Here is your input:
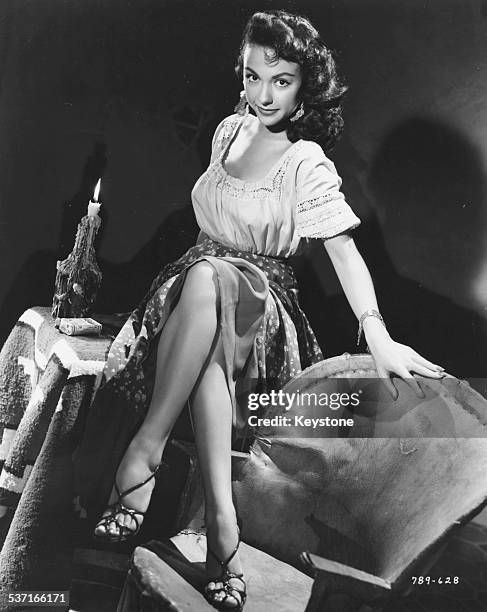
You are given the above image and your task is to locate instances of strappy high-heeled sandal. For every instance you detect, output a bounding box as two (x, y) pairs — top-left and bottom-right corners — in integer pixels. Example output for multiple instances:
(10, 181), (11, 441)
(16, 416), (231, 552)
(204, 529), (247, 611)
(93, 464), (160, 543)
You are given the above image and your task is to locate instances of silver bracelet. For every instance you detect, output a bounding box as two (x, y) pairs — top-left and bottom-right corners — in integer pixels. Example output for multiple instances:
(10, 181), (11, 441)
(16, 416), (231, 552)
(357, 309), (385, 346)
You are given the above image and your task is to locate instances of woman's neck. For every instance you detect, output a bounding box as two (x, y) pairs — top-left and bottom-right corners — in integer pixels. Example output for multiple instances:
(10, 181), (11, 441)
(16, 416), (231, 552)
(246, 114), (291, 143)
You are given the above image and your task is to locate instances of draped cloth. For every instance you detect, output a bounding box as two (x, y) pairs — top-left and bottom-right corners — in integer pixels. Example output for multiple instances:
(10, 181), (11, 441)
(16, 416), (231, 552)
(73, 236), (323, 519)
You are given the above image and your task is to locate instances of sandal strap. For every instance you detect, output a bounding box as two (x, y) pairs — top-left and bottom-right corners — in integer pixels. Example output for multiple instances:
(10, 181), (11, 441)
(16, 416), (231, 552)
(204, 523), (245, 609)
(208, 541), (240, 568)
(94, 505), (142, 543)
(207, 571), (245, 583)
(98, 503), (142, 528)
(94, 464), (162, 543)
(118, 503), (144, 522)
(205, 575), (247, 610)
(114, 463), (161, 501)
(222, 572), (244, 581)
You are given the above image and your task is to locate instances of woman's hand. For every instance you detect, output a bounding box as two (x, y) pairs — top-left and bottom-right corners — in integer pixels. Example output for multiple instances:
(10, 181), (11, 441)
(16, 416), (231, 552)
(365, 319), (445, 399)
(322, 235), (445, 398)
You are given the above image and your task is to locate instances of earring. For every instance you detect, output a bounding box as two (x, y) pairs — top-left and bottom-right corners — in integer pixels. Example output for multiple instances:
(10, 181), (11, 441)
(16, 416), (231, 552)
(235, 90), (249, 116)
(290, 102), (304, 122)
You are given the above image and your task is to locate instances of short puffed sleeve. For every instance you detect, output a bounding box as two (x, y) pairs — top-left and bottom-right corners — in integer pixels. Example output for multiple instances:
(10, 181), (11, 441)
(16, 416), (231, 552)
(295, 142), (360, 239)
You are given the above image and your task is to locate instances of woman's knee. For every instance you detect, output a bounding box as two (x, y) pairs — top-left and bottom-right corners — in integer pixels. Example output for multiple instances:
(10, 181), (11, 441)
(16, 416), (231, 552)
(178, 261), (219, 314)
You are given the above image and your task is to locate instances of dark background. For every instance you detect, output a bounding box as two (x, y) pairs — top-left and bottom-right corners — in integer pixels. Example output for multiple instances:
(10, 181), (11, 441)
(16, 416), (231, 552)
(0, 0), (486, 376)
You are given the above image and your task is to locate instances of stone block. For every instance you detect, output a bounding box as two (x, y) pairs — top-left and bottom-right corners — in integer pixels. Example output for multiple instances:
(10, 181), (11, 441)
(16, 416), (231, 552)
(117, 532), (312, 612)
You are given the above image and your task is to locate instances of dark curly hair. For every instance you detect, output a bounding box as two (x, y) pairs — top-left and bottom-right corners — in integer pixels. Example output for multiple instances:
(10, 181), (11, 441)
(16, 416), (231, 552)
(235, 10), (348, 151)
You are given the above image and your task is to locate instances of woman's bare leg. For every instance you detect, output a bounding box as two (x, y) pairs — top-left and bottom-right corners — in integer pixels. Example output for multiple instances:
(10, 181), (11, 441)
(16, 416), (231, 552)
(190, 333), (243, 606)
(96, 260), (222, 536)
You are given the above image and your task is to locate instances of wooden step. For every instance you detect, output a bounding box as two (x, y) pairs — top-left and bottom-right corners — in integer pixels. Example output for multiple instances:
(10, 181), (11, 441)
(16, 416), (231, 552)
(117, 531), (313, 612)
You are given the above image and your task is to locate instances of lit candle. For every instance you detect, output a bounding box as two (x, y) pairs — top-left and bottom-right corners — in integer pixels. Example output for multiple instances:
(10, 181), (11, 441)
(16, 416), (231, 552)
(87, 178), (102, 216)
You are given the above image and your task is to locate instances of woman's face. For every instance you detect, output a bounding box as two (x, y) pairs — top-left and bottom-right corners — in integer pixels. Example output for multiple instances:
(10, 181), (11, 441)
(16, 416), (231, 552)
(242, 44), (302, 128)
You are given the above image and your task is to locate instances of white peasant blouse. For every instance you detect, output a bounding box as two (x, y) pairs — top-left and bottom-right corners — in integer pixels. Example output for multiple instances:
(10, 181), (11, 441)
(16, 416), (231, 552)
(191, 113), (360, 257)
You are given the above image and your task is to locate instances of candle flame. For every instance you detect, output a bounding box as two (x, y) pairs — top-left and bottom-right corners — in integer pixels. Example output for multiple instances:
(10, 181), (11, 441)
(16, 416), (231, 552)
(93, 178), (101, 202)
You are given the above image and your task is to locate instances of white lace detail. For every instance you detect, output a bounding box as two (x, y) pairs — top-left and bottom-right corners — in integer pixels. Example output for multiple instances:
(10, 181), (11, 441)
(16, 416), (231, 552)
(296, 193), (361, 239)
(297, 192), (341, 212)
(204, 115), (304, 200)
(211, 115), (240, 160)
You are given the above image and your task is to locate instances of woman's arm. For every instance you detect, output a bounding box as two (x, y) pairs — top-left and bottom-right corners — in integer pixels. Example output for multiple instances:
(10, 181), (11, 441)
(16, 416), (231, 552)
(323, 233), (444, 398)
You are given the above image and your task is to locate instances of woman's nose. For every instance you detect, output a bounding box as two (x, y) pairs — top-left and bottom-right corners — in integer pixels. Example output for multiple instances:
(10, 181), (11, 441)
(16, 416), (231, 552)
(258, 83), (273, 105)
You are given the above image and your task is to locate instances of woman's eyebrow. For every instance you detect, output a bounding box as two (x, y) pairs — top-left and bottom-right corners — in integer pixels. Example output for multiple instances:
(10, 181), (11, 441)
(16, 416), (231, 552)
(244, 67), (297, 78)
(272, 71), (297, 78)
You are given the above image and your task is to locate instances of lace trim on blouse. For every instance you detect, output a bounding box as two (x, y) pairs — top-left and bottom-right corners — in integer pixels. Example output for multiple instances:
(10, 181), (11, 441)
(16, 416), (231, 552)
(204, 115), (304, 200)
(296, 192), (361, 239)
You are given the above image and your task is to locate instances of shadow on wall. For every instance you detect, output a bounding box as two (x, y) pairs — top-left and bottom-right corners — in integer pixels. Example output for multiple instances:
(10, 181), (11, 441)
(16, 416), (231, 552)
(368, 116), (486, 302)
(295, 116), (487, 378)
(365, 116), (487, 377)
(0, 115), (213, 344)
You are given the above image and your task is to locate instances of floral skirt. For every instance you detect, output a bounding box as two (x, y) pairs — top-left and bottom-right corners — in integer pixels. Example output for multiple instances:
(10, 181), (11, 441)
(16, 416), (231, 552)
(74, 236), (323, 517)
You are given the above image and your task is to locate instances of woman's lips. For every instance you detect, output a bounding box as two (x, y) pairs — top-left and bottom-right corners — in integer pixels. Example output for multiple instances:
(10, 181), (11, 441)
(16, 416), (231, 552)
(257, 107), (278, 115)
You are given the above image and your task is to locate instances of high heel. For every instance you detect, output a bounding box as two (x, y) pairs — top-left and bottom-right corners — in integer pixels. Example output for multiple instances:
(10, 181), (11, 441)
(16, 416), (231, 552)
(93, 463), (161, 543)
(204, 526), (247, 611)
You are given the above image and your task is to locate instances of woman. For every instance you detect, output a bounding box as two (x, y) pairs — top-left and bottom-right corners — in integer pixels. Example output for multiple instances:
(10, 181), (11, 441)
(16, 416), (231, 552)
(84, 10), (444, 611)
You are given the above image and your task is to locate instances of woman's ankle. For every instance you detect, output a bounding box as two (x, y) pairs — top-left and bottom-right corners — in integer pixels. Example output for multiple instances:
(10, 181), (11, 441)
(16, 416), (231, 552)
(123, 432), (166, 471)
(205, 508), (242, 577)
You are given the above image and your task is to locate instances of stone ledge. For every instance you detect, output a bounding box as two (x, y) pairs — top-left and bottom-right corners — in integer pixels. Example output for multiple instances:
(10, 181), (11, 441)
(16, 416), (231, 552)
(117, 532), (313, 612)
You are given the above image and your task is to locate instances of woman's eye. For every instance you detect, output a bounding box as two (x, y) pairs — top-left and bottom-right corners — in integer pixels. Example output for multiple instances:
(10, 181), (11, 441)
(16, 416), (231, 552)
(245, 74), (258, 82)
(276, 79), (290, 87)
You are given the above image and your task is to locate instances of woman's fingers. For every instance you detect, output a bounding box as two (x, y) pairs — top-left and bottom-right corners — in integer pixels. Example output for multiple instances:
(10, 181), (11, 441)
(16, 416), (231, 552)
(409, 350), (444, 372)
(383, 376), (398, 400)
(411, 360), (445, 377)
(377, 364), (424, 399)
(373, 342), (445, 401)
(410, 362), (445, 378)
(394, 366), (425, 399)
(376, 367), (398, 399)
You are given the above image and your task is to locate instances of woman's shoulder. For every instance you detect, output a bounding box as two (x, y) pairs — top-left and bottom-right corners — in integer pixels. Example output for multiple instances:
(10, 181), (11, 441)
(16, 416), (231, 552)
(211, 113), (243, 153)
(294, 139), (340, 176)
(297, 139), (331, 162)
(213, 113), (243, 139)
